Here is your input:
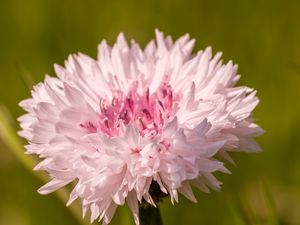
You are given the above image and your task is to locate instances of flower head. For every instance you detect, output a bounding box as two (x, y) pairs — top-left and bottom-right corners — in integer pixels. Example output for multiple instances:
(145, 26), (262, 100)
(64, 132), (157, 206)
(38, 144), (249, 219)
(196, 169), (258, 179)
(18, 30), (264, 225)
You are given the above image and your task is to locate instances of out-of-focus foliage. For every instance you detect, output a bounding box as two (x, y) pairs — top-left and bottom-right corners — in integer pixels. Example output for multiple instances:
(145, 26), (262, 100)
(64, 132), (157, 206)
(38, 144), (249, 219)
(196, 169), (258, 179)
(0, 0), (299, 224)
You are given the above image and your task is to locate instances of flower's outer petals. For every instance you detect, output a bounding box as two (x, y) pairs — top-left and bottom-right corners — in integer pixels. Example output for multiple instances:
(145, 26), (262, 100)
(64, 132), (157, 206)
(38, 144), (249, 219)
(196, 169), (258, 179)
(38, 178), (73, 195)
(149, 52), (168, 93)
(191, 178), (210, 193)
(19, 98), (35, 112)
(178, 182), (197, 203)
(239, 138), (262, 153)
(64, 83), (86, 107)
(196, 158), (225, 173)
(126, 190), (140, 225)
(155, 29), (168, 57)
(229, 121), (265, 137)
(102, 203), (118, 225)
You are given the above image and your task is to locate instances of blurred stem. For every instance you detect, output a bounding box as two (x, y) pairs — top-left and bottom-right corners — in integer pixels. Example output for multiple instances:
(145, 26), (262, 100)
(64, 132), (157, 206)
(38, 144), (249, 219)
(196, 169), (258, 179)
(139, 203), (163, 225)
(0, 106), (35, 172)
(227, 201), (247, 225)
(15, 61), (35, 90)
(261, 180), (280, 225)
(0, 105), (88, 225)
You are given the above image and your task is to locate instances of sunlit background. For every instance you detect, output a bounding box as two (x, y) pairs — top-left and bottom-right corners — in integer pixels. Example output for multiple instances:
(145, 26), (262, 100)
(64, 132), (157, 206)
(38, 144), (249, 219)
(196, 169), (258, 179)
(0, 0), (300, 224)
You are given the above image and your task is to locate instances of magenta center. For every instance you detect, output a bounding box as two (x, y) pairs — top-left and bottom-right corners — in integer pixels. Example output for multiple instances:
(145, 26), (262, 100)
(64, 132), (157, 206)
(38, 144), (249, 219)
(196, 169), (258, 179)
(80, 82), (180, 139)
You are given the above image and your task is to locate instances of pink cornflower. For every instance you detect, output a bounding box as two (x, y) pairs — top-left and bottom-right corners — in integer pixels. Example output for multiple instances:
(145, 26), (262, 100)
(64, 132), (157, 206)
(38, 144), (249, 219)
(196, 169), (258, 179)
(18, 30), (263, 225)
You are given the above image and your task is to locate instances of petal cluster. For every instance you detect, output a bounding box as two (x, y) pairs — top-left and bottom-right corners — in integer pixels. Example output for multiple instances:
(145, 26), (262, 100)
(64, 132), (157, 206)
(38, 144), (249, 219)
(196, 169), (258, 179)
(18, 30), (263, 224)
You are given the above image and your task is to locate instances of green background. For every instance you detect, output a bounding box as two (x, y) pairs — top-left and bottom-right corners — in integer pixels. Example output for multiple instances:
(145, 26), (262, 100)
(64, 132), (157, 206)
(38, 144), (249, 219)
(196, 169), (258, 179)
(0, 0), (300, 224)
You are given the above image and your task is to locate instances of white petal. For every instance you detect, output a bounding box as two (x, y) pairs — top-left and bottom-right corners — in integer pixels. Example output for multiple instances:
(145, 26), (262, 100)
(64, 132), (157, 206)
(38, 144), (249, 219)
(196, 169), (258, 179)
(38, 178), (73, 195)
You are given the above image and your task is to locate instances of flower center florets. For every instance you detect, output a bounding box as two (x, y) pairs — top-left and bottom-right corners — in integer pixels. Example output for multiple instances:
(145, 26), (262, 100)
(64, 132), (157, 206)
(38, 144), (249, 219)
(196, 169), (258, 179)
(81, 82), (180, 139)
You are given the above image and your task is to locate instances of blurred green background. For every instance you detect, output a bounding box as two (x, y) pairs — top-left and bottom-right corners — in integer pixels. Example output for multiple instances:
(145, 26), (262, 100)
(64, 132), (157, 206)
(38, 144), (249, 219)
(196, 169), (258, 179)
(0, 0), (300, 224)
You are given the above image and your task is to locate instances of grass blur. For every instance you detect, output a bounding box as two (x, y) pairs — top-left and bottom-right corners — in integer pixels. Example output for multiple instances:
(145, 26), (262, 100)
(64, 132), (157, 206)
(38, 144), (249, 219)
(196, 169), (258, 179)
(0, 0), (300, 224)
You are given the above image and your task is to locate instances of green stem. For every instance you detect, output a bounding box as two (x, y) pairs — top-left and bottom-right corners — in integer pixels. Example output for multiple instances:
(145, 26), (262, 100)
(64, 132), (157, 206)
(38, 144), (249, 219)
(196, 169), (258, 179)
(139, 203), (163, 225)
